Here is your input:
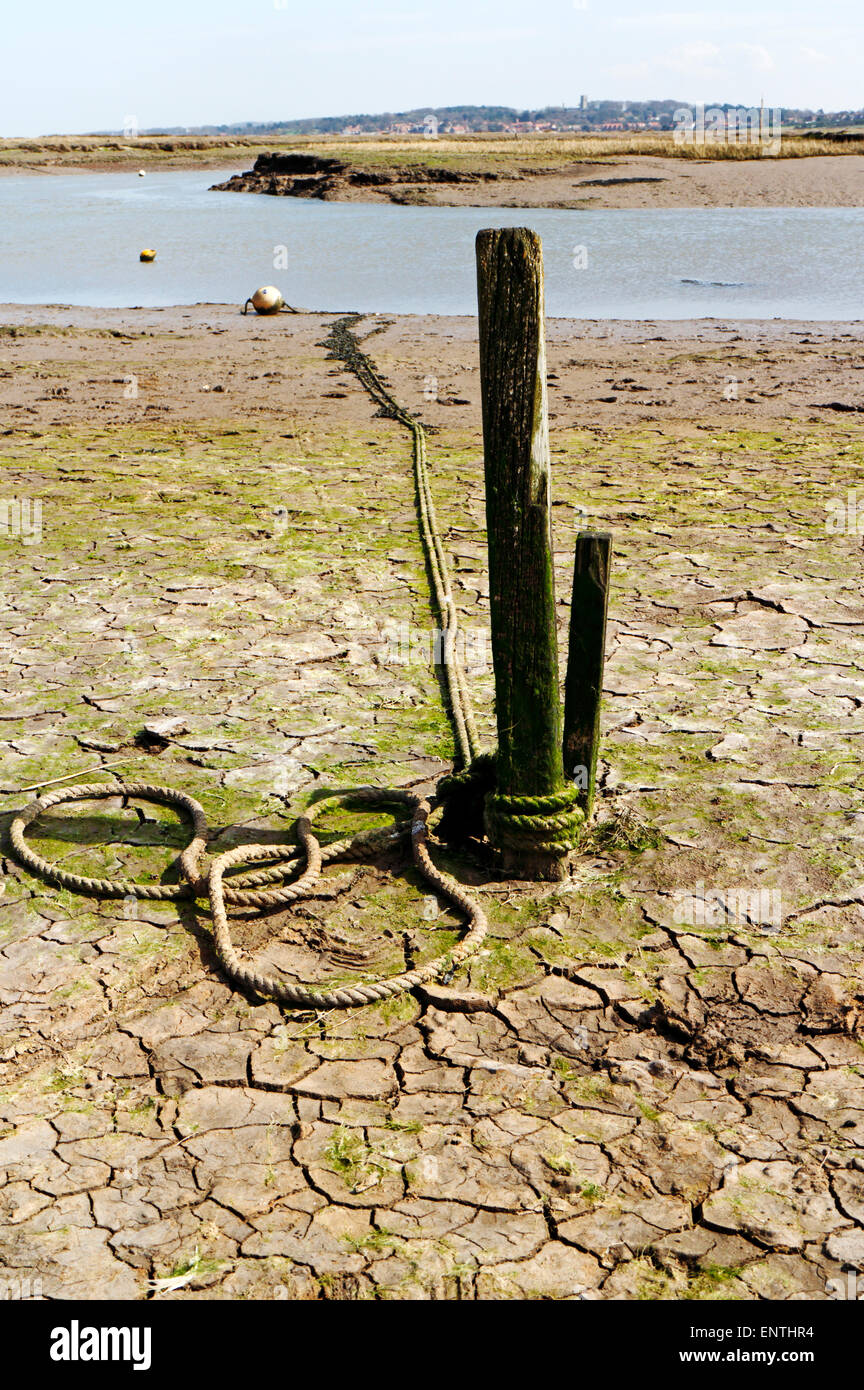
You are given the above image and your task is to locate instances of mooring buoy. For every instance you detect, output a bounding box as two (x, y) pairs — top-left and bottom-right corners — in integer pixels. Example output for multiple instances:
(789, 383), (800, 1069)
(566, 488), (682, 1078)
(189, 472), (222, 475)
(243, 285), (286, 315)
(139, 248), (156, 262)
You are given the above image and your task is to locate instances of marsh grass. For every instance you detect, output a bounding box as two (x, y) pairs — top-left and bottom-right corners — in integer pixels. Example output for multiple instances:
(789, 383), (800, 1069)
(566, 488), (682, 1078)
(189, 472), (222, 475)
(1, 130), (859, 171)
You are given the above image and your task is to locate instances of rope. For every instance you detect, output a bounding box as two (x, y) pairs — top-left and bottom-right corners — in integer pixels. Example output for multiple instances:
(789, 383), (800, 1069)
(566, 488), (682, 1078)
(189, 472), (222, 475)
(10, 317), (588, 1002)
(8, 780), (408, 903)
(484, 786), (585, 856)
(207, 789), (487, 1008)
(8, 318), (491, 1009)
(321, 317), (480, 769)
(10, 782), (487, 1009)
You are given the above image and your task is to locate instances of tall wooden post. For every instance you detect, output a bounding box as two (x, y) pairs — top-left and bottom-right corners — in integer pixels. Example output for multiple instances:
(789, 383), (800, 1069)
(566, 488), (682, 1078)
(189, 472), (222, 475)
(476, 227), (578, 880)
(563, 532), (611, 814)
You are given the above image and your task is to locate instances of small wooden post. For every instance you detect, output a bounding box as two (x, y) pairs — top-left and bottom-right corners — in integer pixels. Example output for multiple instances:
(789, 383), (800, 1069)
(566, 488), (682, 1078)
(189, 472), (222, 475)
(563, 532), (611, 813)
(476, 227), (570, 880)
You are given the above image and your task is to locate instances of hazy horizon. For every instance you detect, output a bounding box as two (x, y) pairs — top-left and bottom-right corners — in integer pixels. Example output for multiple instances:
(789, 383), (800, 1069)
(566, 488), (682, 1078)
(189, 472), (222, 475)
(34, 97), (861, 141)
(2, 0), (861, 139)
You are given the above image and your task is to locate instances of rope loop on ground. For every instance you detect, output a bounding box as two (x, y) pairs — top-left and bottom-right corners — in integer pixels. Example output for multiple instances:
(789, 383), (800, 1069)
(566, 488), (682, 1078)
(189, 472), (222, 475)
(10, 781), (488, 1009)
(10, 781), (208, 901)
(207, 787), (488, 1009)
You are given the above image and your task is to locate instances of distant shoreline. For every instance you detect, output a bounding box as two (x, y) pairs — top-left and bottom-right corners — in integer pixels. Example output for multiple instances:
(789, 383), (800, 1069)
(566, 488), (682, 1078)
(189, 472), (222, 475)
(208, 152), (864, 210)
(1, 133), (862, 208)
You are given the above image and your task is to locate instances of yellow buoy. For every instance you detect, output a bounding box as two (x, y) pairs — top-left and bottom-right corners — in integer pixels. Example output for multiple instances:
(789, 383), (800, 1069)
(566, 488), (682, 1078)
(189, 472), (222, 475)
(140, 249), (156, 262)
(243, 285), (285, 315)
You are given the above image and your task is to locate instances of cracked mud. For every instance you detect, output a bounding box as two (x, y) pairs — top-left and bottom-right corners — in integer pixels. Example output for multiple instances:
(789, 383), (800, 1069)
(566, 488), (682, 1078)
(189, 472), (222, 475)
(1, 307), (863, 1301)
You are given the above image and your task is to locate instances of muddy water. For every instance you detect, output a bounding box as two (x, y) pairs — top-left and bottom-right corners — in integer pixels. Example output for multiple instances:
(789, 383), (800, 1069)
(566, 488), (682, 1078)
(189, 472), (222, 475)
(1, 168), (862, 318)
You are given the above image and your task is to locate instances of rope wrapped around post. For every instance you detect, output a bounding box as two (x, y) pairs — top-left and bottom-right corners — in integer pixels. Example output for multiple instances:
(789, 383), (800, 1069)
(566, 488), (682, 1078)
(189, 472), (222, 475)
(483, 785), (585, 857)
(436, 752), (585, 859)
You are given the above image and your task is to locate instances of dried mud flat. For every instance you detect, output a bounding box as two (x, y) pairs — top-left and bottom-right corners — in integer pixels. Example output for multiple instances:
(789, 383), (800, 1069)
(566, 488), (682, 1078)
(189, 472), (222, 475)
(1, 305), (863, 1302)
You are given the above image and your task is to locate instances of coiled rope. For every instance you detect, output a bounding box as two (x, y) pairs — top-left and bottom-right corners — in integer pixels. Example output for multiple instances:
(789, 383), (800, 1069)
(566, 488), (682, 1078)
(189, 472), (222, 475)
(10, 782), (487, 1009)
(9, 317), (491, 1008)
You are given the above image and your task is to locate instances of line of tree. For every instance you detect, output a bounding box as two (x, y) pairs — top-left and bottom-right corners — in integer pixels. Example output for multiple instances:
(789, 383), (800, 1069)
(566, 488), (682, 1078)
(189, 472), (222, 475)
(126, 102), (864, 138)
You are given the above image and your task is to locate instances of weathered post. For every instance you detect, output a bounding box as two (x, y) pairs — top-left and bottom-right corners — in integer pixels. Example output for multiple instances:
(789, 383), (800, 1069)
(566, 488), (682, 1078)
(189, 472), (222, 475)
(475, 227), (582, 880)
(563, 532), (611, 813)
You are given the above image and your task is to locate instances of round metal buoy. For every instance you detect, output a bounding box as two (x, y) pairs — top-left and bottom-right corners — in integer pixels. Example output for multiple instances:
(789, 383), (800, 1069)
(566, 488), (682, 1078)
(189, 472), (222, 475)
(243, 285), (285, 315)
(139, 248), (156, 262)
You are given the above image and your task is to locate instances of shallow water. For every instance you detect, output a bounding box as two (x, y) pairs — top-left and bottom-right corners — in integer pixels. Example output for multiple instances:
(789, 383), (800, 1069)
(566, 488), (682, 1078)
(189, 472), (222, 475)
(1, 168), (862, 318)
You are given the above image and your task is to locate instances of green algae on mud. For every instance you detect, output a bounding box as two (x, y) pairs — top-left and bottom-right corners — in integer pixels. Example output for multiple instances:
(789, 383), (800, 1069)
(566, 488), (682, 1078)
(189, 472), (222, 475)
(1, 413), (863, 1003)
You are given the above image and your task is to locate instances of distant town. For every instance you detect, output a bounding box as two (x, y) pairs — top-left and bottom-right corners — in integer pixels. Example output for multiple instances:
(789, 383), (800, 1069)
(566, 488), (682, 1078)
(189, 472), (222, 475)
(129, 101), (864, 138)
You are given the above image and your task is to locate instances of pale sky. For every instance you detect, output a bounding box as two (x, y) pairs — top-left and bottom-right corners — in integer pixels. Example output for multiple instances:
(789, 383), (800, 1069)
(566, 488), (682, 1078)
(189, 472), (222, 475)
(2, 0), (860, 136)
